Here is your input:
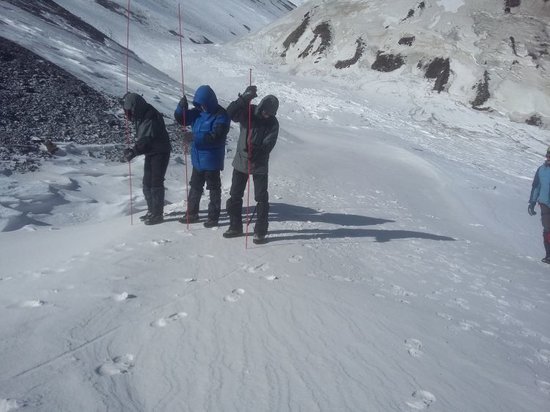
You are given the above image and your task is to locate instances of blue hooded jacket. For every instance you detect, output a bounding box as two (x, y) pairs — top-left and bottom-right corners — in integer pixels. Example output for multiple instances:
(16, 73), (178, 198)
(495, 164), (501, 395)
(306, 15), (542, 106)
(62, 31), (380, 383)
(530, 162), (550, 207)
(174, 85), (229, 171)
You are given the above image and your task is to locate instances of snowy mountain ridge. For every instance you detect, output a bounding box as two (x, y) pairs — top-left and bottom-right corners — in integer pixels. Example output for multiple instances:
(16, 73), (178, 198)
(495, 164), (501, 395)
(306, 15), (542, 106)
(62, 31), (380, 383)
(241, 0), (550, 127)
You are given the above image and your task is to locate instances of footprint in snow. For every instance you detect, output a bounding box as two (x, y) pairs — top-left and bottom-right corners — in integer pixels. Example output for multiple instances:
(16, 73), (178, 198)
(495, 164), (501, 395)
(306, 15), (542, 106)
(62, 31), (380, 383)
(536, 379), (550, 394)
(288, 255), (302, 263)
(151, 312), (188, 328)
(406, 390), (436, 410)
(436, 312), (453, 321)
(244, 263), (269, 273)
(405, 338), (423, 358)
(446, 297), (470, 310)
(96, 354), (135, 376)
(0, 398), (23, 411)
(112, 292), (137, 302)
(151, 239), (172, 246)
(264, 275), (279, 281)
(224, 288), (245, 303)
(536, 349), (550, 366)
(9, 300), (46, 309)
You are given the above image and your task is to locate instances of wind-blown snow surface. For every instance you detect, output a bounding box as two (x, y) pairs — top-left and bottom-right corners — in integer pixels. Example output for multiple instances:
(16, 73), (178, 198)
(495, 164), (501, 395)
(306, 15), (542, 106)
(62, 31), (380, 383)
(1, 1), (550, 411)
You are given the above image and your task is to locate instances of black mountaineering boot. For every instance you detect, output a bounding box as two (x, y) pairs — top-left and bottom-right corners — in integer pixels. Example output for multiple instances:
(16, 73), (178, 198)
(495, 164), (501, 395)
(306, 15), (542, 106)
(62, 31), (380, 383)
(223, 226), (243, 238)
(179, 187), (201, 224)
(145, 187), (165, 225)
(252, 232), (266, 244)
(141, 186), (153, 221)
(140, 211), (153, 221)
(203, 219), (219, 228)
(144, 214), (163, 225)
(543, 232), (550, 264)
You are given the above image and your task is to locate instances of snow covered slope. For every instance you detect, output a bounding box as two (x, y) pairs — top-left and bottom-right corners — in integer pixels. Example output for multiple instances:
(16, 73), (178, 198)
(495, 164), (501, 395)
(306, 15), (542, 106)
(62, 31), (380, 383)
(0, 1), (550, 411)
(243, 0), (550, 127)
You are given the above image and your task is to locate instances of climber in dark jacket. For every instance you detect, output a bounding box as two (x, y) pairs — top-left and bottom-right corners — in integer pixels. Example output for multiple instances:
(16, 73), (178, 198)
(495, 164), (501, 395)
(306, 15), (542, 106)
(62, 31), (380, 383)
(223, 85), (279, 244)
(174, 85), (230, 227)
(122, 92), (171, 225)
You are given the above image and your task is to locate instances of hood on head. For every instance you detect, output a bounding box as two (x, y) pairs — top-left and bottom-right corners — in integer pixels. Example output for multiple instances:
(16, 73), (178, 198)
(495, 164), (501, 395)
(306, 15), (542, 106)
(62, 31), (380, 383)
(122, 92), (147, 120)
(192, 85), (218, 113)
(255, 95), (279, 117)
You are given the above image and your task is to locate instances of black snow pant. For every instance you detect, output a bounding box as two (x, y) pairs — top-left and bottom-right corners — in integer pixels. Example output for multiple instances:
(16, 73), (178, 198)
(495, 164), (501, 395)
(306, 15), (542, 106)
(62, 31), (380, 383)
(541, 203), (550, 258)
(142, 152), (170, 217)
(226, 169), (269, 235)
(187, 167), (222, 221)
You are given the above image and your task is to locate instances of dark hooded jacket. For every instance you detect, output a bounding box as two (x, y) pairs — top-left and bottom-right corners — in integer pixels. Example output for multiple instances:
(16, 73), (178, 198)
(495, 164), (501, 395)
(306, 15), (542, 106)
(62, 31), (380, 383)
(123, 93), (171, 155)
(227, 95), (279, 175)
(174, 85), (230, 171)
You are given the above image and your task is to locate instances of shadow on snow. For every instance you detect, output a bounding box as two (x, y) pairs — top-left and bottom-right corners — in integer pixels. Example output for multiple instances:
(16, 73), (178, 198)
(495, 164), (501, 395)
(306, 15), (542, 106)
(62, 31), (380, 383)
(264, 202), (455, 243)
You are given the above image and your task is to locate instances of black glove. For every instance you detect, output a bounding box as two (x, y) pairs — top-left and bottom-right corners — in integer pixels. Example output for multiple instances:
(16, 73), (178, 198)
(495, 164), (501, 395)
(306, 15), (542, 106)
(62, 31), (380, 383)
(123, 148), (137, 162)
(528, 202), (537, 216)
(240, 85), (257, 102)
(178, 96), (188, 111)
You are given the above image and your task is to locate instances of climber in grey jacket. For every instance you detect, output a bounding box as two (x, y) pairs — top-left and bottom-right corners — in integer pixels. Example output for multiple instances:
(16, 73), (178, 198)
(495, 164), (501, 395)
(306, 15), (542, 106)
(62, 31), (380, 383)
(223, 86), (279, 244)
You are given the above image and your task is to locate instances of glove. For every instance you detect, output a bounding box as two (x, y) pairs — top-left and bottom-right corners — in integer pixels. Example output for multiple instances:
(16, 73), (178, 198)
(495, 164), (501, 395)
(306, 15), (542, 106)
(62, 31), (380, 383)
(240, 85), (257, 102)
(528, 202), (537, 216)
(123, 148), (137, 162)
(178, 96), (188, 110)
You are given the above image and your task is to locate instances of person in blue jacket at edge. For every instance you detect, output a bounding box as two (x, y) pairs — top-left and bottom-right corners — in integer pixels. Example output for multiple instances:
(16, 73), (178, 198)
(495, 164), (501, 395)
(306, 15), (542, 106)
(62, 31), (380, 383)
(528, 146), (550, 264)
(174, 85), (230, 227)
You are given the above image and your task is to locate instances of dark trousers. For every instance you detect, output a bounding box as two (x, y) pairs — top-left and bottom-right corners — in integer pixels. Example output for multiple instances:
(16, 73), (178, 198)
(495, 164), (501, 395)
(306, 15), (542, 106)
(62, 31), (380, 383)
(142, 153), (170, 216)
(226, 169), (269, 235)
(188, 168), (222, 221)
(541, 204), (550, 257)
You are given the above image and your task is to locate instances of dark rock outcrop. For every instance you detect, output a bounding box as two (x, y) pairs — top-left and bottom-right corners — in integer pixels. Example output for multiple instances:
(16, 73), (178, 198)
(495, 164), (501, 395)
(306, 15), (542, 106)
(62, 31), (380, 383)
(281, 12), (311, 57)
(298, 21), (332, 61)
(398, 36), (415, 46)
(471, 70), (491, 109)
(423, 57), (450, 92)
(371, 52), (405, 72)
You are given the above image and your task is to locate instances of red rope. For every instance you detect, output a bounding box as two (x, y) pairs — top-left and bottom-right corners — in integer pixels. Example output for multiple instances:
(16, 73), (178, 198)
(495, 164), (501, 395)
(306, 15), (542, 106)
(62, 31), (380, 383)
(125, 0), (134, 225)
(245, 68), (252, 248)
(178, 3), (190, 229)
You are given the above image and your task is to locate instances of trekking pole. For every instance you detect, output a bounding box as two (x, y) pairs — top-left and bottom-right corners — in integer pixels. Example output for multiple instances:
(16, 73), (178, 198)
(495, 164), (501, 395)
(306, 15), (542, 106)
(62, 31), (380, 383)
(178, 3), (190, 229)
(245, 68), (253, 249)
(125, 0), (134, 225)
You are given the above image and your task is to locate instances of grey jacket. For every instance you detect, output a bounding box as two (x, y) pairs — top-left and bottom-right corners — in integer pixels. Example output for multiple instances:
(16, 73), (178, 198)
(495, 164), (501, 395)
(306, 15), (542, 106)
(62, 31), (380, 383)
(227, 95), (279, 175)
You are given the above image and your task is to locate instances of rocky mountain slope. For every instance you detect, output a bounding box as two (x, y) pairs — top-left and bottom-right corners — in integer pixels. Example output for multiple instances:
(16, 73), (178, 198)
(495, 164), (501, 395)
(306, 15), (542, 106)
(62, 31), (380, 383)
(248, 0), (550, 127)
(0, 0), (298, 173)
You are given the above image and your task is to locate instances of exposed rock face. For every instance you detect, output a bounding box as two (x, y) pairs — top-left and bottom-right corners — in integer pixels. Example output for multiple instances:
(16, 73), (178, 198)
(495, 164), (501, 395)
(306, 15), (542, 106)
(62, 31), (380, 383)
(398, 36), (415, 46)
(422, 58), (450, 93)
(371, 52), (405, 72)
(471, 70), (491, 109)
(0, 38), (181, 174)
(298, 21), (332, 61)
(281, 12), (311, 57)
(263, 0), (549, 127)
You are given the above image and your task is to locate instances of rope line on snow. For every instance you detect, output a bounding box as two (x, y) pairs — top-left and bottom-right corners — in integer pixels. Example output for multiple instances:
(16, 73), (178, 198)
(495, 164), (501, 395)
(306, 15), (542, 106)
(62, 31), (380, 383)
(178, 3), (190, 229)
(125, 0), (134, 225)
(245, 68), (253, 249)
